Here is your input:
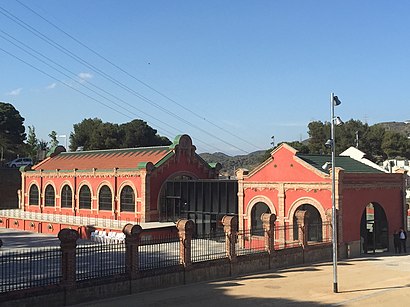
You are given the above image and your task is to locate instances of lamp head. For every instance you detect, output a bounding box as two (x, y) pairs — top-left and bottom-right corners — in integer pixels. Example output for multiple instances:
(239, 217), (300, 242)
(325, 139), (333, 148)
(334, 116), (344, 126)
(333, 95), (342, 106)
(322, 162), (331, 170)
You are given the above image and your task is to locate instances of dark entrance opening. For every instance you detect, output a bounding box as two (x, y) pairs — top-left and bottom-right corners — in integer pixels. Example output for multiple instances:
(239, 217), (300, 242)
(251, 202), (271, 235)
(159, 179), (238, 236)
(293, 204), (323, 242)
(360, 203), (389, 254)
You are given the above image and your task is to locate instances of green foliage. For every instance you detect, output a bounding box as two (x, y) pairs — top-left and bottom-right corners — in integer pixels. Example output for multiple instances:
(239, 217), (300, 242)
(69, 118), (171, 151)
(49, 130), (59, 148)
(0, 102), (26, 160)
(26, 126), (38, 160)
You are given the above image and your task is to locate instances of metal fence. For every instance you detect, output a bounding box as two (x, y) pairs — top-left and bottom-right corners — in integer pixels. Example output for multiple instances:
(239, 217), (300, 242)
(192, 232), (227, 262)
(0, 247), (61, 292)
(1, 221), (333, 294)
(76, 242), (126, 281)
(236, 229), (267, 256)
(139, 234), (180, 270)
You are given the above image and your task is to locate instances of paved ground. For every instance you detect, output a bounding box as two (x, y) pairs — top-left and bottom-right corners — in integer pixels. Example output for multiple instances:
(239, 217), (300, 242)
(0, 227), (91, 249)
(70, 253), (410, 307)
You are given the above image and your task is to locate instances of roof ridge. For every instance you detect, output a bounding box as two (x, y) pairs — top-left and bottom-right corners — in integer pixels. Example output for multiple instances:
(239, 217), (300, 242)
(60, 145), (171, 155)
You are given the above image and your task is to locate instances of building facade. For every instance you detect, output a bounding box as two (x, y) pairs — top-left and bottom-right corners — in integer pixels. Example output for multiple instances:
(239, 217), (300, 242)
(237, 144), (406, 257)
(19, 135), (221, 223)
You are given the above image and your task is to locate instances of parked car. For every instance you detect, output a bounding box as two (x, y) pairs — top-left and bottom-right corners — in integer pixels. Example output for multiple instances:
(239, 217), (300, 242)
(6, 157), (33, 168)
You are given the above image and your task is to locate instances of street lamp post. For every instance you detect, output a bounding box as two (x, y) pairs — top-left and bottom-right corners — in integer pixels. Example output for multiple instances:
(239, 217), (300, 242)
(58, 135), (67, 150)
(330, 93), (342, 293)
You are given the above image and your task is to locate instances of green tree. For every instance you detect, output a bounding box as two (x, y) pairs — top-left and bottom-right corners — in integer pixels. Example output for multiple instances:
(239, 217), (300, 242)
(49, 130), (59, 148)
(26, 126), (38, 160)
(0, 102), (26, 159)
(307, 121), (329, 154)
(119, 119), (171, 148)
(70, 118), (171, 151)
(382, 130), (410, 159)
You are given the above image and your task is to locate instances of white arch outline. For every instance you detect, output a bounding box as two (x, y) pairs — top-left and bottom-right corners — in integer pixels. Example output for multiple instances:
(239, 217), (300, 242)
(118, 181), (137, 213)
(59, 181), (74, 209)
(43, 181), (57, 207)
(96, 181), (114, 212)
(245, 195), (276, 231)
(77, 180), (93, 210)
(28, 181), (40, 206)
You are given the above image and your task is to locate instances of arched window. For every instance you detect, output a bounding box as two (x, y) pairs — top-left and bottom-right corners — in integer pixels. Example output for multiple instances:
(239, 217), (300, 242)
(99, 185), (112, 211)
(251, 202), (270, 235)
(29, 184), (39, 206)
(120, 185), (135, 212)
(61, 185), (72, 208)
(44, 185), (55, 207)
(79, 185), (91, 209)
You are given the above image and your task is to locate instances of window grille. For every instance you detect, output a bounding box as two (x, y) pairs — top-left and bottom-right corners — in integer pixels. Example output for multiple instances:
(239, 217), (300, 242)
(120, 185), (135, 212)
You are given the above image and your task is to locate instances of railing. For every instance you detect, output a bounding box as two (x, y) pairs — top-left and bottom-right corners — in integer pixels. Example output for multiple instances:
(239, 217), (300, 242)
(0, 209), (138, 230)
(76, 242), (126, 281)
(139, 234), (180, 270)
(0, 216), (333, 295)
(0, 247), (61, 292)
(236, 229), (266, 256)
(192, 232), (227, 262)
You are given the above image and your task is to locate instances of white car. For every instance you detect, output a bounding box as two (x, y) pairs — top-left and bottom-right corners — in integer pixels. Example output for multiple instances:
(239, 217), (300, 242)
(6, 157), (33, 168)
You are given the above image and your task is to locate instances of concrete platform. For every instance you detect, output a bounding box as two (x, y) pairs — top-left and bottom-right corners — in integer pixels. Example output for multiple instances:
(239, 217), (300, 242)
(71, 253), (410, 306)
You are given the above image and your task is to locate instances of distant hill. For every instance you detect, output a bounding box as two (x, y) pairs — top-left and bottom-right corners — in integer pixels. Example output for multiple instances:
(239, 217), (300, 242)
(378, 121), (410, 137)
(200, 150), (267, 177)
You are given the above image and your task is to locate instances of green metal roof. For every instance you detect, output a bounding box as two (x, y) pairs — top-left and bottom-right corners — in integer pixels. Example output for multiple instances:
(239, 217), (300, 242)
(297, 154), (384, 174)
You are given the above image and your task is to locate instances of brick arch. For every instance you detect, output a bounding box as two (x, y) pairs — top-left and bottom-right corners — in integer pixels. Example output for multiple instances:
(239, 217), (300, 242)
(59, 181), (74, 209)
(96, 181), (114, 211)
(77, 181), (93, 210)
(43, 181), (57, 207)
(287, 197), (326, 222)
(118, 181), (138, 199)
(118, 181), (138, 213)
(28, 181), (40, 206)
(246, 195), (276, 218)
(287, 197), (328, 242)
(245, 195), (276, 231)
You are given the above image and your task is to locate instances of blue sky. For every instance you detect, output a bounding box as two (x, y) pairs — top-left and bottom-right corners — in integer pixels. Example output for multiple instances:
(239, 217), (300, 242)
(1, 1), (409, 155)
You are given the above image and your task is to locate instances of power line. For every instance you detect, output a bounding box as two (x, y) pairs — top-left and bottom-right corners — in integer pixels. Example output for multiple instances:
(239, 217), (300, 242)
(0, 5), (252, 154)
(0, 45), (221, 153)
(14, 0), (262, 152)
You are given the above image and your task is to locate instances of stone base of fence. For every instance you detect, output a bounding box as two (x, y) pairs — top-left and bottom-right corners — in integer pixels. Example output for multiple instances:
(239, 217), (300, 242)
(0, 243), (333, 307)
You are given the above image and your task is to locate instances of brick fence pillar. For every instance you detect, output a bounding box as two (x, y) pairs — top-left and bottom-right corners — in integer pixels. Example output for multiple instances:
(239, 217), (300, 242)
(295, 210), (310, 248)
(123, 223), (142, 279)
(262, 213), (276, 254)
(58, 228), (79, 289)
(222, 215), (238, 262)
(176, 219), (194, 268)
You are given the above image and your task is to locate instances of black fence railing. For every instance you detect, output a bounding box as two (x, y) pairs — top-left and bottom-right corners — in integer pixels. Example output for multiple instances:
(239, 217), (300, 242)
(76, 242), (126, 281)
(236, 229), (267, 256)
(192, 232), (227, 262)
(139, 234), (180, 270)
(1, 222), (333, 294)
(0, 247), (61, 292)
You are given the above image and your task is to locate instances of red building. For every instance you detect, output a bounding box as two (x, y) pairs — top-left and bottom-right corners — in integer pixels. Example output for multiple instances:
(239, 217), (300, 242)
(237, 144), (406, 256)
(20, 135), (220, 223)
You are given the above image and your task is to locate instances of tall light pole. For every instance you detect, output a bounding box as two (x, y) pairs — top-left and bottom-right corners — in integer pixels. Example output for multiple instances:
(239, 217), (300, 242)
(58, 135), (67, 151)
(330, 93), (342, 293)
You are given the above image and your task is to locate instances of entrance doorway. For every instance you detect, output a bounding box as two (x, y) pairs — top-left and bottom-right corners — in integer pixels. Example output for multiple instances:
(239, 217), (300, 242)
(360, 203), (389, 253)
